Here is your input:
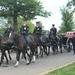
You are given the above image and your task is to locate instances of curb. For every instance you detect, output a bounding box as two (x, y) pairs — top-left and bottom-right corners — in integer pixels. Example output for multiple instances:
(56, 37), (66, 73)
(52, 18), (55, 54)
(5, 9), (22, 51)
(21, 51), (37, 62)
(38, 61), (75, 75)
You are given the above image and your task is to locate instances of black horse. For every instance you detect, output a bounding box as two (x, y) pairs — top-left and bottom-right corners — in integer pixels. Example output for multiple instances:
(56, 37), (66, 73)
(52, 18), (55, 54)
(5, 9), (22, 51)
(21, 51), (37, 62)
(56, 34), (63, 53)
(43, 31), (51, 55)
(34, 34), (49, 58)
(49, 31), (59, 55)
(41, 34), (50, 56)
(0, 35), (13, 66)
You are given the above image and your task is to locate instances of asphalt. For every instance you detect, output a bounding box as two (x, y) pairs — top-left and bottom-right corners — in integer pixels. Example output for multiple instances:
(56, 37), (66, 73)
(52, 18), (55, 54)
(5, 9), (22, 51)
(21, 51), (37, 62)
(0, 49), (75, 75)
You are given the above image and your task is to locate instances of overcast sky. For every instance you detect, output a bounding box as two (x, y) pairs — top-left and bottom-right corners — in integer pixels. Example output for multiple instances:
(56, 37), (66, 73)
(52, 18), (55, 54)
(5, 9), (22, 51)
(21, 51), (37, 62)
(32, 0), (69, 31)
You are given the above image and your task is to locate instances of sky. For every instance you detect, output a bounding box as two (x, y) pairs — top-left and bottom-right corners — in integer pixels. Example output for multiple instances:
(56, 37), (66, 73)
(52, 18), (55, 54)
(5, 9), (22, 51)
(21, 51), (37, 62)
(32, 0), (69, 31)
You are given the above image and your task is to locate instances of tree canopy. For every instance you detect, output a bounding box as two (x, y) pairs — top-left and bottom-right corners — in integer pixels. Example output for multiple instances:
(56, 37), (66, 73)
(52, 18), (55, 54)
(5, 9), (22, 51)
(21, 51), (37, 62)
(59, 6), (75, 33)
(0, 0), (51, 31)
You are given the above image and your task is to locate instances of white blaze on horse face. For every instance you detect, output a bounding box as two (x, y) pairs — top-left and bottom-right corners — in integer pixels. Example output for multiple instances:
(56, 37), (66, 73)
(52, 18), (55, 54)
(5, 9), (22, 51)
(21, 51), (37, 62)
(15, 61), (19, 67)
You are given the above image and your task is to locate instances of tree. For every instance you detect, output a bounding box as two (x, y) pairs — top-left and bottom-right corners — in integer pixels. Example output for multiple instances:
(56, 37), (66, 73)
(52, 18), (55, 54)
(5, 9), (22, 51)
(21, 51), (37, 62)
(0, 17), (7, 35)
(27, 21), (34, 33)
(67, 0), (75, 7)
(59, 6), (75, 33)
(0, 0), (51, 31)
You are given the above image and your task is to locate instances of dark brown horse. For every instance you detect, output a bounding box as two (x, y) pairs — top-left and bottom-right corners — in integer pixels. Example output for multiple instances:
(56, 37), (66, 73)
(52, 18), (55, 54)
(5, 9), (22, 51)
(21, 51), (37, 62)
(8, 32), (29, 67)
(8, 32), (39, 67)
(28, 34), (39, 61)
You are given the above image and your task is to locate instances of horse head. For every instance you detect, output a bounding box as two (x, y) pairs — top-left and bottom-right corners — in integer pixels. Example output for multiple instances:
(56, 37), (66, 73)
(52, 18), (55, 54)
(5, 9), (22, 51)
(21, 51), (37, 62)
(8, 31), (19, 44)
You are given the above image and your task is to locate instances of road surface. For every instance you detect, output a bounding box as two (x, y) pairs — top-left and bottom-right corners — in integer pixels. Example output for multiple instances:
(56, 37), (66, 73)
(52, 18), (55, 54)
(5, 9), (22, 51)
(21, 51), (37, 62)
(0, 49), (75, 75)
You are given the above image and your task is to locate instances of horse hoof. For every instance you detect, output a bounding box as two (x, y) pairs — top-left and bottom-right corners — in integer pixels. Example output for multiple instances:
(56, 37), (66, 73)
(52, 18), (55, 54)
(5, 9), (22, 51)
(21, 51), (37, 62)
(41, 55), (43, 58)
(10, 58), (12, 61)
(36, 57), (38, 59)
(32, 61), (35, 63)
(6, 61), (9, 65)
(0, 62), (2, 66)
(26, 63), (30, 65)
(14, 65), (18, 67)
(6, 62), (9, 65)
(60, 51), (62, 53)
(0, 64), (1, 67)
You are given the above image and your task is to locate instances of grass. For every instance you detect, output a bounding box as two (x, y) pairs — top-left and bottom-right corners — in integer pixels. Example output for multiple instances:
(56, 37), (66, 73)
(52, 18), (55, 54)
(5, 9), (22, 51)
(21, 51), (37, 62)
(45, 62), (75, 75)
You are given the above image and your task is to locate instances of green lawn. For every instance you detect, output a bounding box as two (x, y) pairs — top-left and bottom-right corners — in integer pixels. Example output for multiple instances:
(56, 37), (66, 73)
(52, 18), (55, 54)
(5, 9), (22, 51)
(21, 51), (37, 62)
(45, 62), (75, 75)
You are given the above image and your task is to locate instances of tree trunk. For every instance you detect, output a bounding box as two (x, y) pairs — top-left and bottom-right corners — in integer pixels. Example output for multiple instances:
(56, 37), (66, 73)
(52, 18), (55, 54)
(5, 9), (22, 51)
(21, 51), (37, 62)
(13, 10), (18, 32)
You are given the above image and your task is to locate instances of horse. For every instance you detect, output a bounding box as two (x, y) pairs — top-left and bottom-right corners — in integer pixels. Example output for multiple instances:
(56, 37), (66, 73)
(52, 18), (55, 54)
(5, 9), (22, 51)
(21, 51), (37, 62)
(43, 31), (51, 55)
(49, 31), (59, 55)
(56, 34), (63, 53)
(28, 34), (39, 60)
(33, 33), (49, 58)
(8, 31), (31, 67)
(0, 35), (13, 66)
(8, 31), (39, 67)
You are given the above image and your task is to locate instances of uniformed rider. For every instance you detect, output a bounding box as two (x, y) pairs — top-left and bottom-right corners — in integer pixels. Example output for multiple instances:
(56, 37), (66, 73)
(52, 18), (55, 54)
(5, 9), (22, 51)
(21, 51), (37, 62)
(50, 24), (57, 37)
(3, 21), (14, 37)
(20, 20), (29, 45)
(33, 21), (42, 43)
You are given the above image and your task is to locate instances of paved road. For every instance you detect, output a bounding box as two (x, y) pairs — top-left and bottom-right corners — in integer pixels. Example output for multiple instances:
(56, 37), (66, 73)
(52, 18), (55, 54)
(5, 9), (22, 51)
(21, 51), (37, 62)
(0, 49), (75, 75)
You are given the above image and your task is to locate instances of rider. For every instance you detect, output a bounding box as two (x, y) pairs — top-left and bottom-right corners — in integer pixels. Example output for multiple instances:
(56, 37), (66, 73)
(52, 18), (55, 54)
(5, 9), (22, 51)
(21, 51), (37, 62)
(3, 21), (14, 37)
(20, 19), (29, 48)
(33, 21), (42, 43)
(50, 24), (57, 37)
(72, 32), (75, 54)
(49, 24), (58, 45)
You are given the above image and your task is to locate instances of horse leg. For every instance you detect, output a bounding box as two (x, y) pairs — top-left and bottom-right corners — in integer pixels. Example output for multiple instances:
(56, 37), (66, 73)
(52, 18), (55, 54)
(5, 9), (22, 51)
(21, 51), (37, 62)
(0, 50), (9, 66)
(25, 49), (32, 65)
(56, 45), (59, 53)
(47, 44), (50, 55)
(52, 46), (55, 55)
(32, 49), (36, 63)
(59, 44), (62, 53)
(1, 50), (4, 62)
(40, 46), (43, 57)
(4, 51), (9, 65)
(15, 51), (20, 67)
(44, 45), (49, 56)
(35, 48), (38, 59)
(22, 51), (26, 60)
(25, 52), (31, 65)
(8, 50), (12, 60)
(21, 53), (24, 59)
(32, 55), (36, 63)
(0, 50), (4, 66)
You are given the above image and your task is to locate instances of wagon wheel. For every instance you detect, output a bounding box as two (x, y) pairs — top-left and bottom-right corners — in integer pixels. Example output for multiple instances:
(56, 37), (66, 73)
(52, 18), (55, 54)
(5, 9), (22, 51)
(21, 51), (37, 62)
(67, 44), (71, 52)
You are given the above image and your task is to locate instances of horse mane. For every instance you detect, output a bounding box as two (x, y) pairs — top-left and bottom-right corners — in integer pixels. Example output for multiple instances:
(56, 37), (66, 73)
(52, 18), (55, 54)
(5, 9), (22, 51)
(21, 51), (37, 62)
(14, 33), (21, 42)
(13, 32), (26, 43)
